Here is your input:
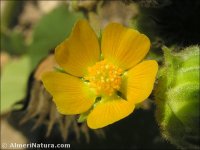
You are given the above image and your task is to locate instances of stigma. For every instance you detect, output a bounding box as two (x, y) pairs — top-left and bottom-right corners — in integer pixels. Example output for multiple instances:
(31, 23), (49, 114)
(85, 60), (123, 96)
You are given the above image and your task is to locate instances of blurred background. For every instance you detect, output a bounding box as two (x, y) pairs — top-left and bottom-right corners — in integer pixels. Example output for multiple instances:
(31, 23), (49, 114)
(1, 0), (199, 149)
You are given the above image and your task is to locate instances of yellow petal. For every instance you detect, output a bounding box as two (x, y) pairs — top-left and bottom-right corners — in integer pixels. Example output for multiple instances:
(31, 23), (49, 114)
(120, 60), (158, 104)
(55, 20), (100, 77)
(101, 23), (150, 70)
(42, 72), (96, 114)
(87, 97), (134, 129)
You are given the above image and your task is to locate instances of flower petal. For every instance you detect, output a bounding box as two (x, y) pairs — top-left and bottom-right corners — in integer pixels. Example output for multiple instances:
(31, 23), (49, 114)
(87, 97), (134, 129)
(55, 20), (100, 77)
(101, 23), (150, 70)
(120, 60), (158, 104)
(42, 72), (96, 114)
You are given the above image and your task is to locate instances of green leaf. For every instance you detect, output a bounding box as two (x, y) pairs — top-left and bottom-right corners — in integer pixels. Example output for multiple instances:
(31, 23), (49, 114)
(1, 56), (31, 113)
(28, 4), (83, 69)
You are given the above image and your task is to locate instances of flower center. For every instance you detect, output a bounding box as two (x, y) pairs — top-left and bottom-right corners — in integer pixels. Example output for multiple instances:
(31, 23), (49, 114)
(85, 60), (123, 96)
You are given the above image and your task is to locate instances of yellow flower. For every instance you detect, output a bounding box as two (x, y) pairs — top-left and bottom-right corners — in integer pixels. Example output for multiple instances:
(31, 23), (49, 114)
(42, 20), (158, 129)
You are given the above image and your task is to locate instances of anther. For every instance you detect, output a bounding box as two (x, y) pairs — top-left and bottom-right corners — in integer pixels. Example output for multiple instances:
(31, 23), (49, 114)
(85, 60), (122, 96)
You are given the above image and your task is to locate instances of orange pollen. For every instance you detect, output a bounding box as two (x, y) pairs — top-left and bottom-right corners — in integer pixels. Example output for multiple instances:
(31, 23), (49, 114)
(85, 60), (123, 96)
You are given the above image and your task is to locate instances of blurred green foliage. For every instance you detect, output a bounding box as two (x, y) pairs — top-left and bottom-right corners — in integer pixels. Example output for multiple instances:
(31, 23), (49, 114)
(1, 29), (26, 55)
(1, 0), (24, 28)
(1, 56), (30, 113)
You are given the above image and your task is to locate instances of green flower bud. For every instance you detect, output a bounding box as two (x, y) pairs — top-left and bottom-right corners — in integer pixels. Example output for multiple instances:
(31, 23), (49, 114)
(155, 46), (200, 149)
